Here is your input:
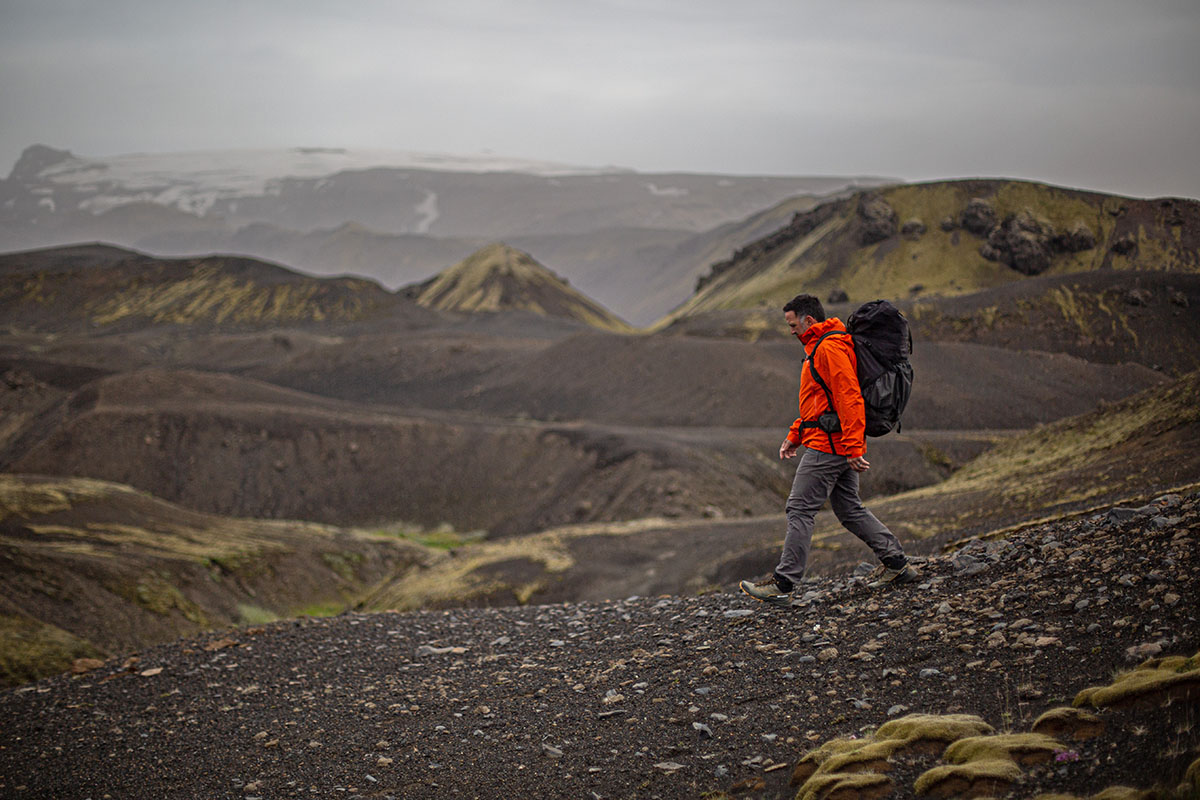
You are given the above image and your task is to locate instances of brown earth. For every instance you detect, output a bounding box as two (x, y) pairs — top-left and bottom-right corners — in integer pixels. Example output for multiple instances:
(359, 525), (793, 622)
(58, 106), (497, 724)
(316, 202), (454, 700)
(0, 492), (1195, 799)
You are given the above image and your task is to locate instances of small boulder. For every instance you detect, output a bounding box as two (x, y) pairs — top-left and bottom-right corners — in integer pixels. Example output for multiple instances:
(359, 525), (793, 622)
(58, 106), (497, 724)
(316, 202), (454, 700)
(960, 198), (997, 236)
(901, 218), (926, 239)
(1111, 233), (1138, 255)
(1051, 220), (1097, 253)
(857, 194), (897, 245)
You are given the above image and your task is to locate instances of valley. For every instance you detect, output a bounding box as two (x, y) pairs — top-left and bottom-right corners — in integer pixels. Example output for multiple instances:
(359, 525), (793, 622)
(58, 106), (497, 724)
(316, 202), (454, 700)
(1, 162), (1198, 797)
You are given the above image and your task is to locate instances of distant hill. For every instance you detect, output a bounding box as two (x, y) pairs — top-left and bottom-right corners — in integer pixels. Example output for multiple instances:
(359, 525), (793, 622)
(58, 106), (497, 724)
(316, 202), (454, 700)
(660, 270), (1200, 375)
(0, 243), (434, 333)
(0, 145), (883, 323)
(662, 178), (1200, 325)
(403, 243), (632, 332)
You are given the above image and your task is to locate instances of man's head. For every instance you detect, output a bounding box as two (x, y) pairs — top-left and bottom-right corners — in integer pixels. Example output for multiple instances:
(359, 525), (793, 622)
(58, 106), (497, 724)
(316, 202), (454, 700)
(783, 294), (825, 340)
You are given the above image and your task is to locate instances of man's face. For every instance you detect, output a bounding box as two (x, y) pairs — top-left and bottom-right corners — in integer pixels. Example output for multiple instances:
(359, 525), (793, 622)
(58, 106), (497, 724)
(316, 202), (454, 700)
(784, 310), (815, 340)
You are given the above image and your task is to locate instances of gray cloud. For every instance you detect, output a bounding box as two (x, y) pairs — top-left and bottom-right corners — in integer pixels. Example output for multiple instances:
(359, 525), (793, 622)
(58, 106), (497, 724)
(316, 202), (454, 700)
(1, 0), (1197, 198)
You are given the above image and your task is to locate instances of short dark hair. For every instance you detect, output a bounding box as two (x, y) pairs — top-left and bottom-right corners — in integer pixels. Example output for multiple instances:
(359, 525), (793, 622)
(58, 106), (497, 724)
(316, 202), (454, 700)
(783, 294), (825, 321)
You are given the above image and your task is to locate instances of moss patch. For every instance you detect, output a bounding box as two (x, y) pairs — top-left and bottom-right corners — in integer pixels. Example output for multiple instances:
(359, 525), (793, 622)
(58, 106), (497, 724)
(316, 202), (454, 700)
(944, 732), (1066, 766)
(913, 757), (1023, 798)
(796, 771), (892, 800)
(875, 713), (996, 753)
(1074, 651), (1200, 709)
(0, 614), (103, 687)
(1031, 707), (1107, 741)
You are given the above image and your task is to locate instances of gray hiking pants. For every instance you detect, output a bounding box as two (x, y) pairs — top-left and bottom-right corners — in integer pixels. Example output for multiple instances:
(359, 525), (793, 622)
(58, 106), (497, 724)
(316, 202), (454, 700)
(774, 447), (906, 590)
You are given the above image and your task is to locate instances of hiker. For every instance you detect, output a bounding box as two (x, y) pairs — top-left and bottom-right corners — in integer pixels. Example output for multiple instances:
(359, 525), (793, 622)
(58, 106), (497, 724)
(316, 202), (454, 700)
(740, 294), (919, 605)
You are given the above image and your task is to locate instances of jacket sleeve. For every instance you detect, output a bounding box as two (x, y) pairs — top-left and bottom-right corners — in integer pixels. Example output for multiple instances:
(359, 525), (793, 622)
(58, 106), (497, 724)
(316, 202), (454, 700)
(787, 418), (802, 444)
(816, 340), (866, 458)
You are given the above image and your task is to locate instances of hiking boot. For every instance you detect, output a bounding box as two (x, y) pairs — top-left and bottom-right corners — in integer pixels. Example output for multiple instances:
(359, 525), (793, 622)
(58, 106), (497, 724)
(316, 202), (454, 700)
(867, 563), (921, 589)
(739, 577), (791, 605)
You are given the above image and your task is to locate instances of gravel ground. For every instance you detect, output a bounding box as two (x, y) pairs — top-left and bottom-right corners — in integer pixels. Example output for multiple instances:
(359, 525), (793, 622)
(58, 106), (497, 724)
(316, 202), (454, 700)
(1, 494), (1197, 799)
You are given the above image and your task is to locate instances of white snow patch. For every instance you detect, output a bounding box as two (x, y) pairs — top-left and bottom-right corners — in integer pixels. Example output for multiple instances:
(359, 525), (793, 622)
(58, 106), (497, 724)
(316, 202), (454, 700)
(38, 197), (56, 212)
(643, 182), (688, 197)
(28, 147), (627, 218)
(413, 190), (439, 234)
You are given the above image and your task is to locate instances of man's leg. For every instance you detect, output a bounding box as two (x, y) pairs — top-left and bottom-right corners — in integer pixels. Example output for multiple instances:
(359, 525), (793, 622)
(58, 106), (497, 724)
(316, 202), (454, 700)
(829, 468), (907, 568)
(773, 448), (844, 590)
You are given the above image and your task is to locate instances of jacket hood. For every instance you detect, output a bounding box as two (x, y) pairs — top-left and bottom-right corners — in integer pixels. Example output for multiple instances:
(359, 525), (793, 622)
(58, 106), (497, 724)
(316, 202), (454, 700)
(800, 317), (846, 347)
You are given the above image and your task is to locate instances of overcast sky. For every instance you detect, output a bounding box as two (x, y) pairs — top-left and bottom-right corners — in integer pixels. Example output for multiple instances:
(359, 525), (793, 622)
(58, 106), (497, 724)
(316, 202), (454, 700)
(2, 0), (1198, 198)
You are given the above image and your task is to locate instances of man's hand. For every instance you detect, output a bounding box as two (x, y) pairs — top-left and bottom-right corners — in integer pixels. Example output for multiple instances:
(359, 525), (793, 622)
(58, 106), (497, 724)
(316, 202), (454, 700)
(780, 439), (800, 460)
(848, 455), (871, 472)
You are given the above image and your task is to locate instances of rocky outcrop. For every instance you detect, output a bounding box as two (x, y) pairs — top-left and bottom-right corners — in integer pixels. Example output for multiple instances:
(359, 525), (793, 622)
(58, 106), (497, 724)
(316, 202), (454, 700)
(1112, 233), (1138, 255)
(960, 198), (998, 236)
(901, 218), (926, 239)
(857, 194), (897, 245)
(980, 211), (1055, 275)
(970, 209), (1097, 276)
(1051, 220), (1097, 253)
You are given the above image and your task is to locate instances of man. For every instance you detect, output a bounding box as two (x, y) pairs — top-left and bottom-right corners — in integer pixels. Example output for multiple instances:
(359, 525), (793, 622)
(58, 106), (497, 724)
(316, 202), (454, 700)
(740, 294), (919, 605)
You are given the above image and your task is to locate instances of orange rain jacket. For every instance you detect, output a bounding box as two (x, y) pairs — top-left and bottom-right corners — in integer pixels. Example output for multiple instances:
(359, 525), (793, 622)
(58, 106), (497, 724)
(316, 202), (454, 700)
(786, 317), (867, 459)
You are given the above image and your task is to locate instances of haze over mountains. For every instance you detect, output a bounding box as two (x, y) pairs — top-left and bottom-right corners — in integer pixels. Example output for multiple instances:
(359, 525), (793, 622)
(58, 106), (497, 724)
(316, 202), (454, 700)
(0, 145), (882, 325)
(2, 143), (1200, 796)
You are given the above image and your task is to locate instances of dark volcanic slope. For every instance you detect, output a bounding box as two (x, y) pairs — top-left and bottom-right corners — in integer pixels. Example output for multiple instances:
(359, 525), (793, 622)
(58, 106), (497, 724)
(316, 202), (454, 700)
(438, 333), (1164, 431)
(2, 369), (797, 533)
(0, 243), (438, 334)
(902, 270), (1200, 374)
(1, 495), (1196, 799)
(661, 271), (1200, 375)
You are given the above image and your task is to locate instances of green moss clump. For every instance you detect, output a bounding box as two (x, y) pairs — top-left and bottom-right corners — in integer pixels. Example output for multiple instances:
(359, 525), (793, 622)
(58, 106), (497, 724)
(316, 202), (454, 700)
(1030, 706), (1106, 740)
(236, 604), (279, 625)
(914, 758), (1022, 797)
(875, 713), (995, 751)
(1181, 756), (1200, 794)
(797, 771), (892, 800)
(1074, 651), (1200, 708)
(1090, 788), (1153, 800)
(321, 550), (365, 581)
(791, 737), (873, 785)
(814, 739), (905, 775)
(943, 733), (1065, 766)
(111, 573), (209, 625)
(0, 614), (103, 687)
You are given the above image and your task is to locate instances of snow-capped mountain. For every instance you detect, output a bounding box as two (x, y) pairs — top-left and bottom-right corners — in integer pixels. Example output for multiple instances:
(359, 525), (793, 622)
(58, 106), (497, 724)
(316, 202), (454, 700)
(25, 146), (619, 217)
(0, 144), (883, 322)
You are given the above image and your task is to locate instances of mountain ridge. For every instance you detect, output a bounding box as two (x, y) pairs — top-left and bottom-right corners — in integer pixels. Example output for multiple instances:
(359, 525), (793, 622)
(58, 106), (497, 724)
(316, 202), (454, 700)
(404, 243), (632, 332)
(664, 178), (1200, 326)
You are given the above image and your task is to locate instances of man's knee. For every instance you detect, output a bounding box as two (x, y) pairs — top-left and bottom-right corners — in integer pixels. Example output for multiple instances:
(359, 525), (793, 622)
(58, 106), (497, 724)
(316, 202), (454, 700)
(831, 498), (868, 523)
(786, 494), (824, 517)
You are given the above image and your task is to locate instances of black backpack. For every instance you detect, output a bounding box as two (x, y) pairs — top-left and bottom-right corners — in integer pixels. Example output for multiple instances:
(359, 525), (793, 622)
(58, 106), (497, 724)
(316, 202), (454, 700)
(804, 299), (913, 440)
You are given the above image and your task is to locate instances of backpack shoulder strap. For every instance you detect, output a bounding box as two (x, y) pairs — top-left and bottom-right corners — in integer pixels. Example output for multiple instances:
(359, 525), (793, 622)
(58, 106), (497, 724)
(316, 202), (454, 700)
(805, 330), (850, 398)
